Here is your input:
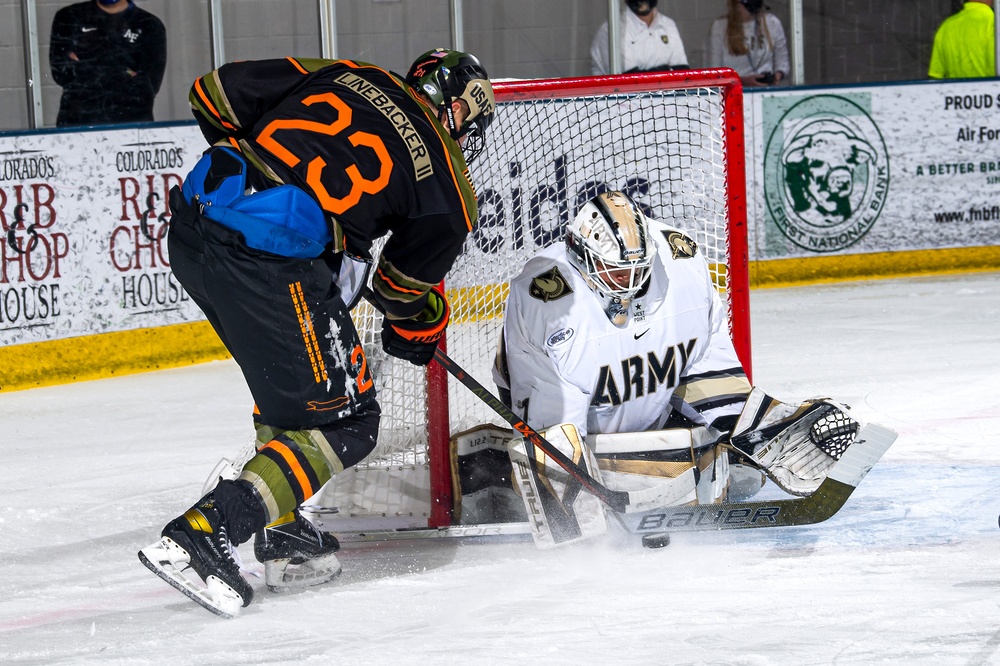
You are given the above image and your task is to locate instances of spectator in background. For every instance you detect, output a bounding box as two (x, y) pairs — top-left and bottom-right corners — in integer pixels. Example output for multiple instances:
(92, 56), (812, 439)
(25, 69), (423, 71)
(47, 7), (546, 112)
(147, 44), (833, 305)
(929, 0), (995, 79)
(706, 0), (789, 88)
(591, 0), (688, 75)
(50, 0), (166, 127)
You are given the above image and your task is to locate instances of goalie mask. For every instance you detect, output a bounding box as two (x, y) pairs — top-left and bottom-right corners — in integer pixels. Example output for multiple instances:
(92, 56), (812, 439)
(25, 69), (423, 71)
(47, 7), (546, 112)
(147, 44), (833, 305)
(405, 49), (495, 164)
(566, 191), (654, 325)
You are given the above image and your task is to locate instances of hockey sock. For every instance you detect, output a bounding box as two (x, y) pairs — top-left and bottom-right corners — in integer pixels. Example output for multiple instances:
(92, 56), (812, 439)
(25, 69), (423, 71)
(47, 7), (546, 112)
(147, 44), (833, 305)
(238, 408), (380, 523)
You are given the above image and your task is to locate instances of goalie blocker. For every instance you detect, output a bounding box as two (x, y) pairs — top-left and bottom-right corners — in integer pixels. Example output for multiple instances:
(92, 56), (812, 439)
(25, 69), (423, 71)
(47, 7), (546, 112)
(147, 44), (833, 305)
(449, 388), (883, 547)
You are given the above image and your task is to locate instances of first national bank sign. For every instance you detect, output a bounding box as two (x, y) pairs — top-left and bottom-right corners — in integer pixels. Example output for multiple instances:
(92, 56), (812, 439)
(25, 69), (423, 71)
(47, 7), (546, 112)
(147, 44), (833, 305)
(750, 81), (1000, 259)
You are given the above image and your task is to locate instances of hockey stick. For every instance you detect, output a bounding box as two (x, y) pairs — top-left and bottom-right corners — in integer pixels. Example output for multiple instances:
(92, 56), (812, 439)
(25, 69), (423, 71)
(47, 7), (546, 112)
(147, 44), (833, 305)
(320, 422), (897, 543)
(616, 422), (897, 533)
(362, 289), (694, 514)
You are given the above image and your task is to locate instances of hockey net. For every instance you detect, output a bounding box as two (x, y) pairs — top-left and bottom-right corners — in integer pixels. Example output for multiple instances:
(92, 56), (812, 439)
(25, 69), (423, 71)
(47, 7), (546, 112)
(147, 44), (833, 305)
(312, 70), (750, 532)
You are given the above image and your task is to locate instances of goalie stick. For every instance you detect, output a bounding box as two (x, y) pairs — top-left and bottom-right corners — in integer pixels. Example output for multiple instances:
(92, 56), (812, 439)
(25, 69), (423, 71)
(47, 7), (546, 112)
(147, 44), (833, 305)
(617, 422), (897, 533)
(320, 422), (896, 542)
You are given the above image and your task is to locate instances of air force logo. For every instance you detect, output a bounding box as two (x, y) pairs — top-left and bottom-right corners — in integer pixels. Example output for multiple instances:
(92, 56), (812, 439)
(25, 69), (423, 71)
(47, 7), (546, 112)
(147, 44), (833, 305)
(529, 267), (573, 302)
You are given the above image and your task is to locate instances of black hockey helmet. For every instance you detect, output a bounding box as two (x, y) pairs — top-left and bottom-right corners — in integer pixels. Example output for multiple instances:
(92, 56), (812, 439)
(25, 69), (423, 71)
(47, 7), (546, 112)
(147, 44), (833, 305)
(405, 49), (495, 164)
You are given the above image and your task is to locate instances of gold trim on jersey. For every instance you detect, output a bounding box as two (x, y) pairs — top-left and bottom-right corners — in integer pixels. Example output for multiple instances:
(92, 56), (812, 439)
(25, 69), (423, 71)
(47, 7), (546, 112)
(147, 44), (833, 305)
(333, 71), (434, 182)
(337, 60), (475, 231)
(236, 139), (285, 184)
(674, 374), (752, 408)
(206, 69), (241, 132)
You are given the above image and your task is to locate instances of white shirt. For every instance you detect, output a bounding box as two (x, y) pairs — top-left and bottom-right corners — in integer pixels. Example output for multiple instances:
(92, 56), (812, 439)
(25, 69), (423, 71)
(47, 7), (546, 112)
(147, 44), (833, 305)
(705, 13), (790, 79)
(494, 220), (748, 440)
(591, 10), (688, 75)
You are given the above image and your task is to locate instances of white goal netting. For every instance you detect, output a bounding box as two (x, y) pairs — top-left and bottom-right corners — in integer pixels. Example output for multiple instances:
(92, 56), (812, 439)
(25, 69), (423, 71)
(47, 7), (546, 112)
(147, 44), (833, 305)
(313, 72), (747, 531)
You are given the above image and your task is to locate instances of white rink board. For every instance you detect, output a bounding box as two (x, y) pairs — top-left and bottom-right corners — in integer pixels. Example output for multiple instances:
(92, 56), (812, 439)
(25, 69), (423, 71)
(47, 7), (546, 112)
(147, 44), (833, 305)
(2, 78), (998, 348)
(0, 125), (202, 345)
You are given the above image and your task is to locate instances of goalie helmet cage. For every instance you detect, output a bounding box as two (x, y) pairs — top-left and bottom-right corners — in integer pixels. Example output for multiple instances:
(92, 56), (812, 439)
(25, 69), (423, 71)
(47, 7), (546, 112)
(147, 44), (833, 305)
(313, 69), (751, 532)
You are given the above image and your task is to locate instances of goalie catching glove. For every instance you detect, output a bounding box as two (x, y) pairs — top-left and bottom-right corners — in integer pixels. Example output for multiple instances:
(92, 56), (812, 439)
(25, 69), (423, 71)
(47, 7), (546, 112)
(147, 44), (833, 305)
(726, 388), (861, 496)
(381, 285), (450, 366)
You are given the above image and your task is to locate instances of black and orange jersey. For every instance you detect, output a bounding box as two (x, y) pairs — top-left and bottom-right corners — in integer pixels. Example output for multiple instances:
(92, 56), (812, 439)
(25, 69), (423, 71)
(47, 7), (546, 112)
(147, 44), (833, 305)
(188, 57), (479, 318)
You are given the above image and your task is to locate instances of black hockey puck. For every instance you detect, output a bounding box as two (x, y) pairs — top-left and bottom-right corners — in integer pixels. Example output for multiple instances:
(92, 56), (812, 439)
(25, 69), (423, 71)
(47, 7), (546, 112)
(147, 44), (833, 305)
(641, 533), (670, 549)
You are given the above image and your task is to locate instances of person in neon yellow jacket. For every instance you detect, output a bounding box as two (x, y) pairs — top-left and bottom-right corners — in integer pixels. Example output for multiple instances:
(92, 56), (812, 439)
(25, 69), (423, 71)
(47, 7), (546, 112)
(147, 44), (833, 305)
(929, 0), (995, 79)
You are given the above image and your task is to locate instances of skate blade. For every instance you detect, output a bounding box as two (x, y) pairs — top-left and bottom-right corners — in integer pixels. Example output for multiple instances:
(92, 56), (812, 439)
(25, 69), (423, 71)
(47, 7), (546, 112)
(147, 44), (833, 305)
(264, 552), (343, 593)
(138, 537), (245, 619)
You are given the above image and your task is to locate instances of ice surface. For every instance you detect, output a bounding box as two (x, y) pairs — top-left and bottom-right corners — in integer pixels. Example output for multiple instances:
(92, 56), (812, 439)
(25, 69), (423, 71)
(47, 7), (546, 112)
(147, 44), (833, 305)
(2, 273), (999, 665)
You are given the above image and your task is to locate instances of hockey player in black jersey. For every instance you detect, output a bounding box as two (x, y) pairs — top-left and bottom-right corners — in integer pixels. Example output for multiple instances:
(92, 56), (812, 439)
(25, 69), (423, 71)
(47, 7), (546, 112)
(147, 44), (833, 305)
(138, 50), (495, 617)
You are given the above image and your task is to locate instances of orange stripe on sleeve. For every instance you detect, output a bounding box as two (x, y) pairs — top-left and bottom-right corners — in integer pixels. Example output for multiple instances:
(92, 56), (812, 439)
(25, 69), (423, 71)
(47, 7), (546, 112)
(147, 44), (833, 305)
(415, 104), (474, 232)
(194, 77), (237, 131)
(286, 57), (310, 75)
(375, 267), (425, 296)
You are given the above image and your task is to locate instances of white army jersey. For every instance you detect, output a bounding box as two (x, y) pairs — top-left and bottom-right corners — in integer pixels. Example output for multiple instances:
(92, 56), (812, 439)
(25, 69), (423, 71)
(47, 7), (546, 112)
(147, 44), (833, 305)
(494, 219), (749, 440)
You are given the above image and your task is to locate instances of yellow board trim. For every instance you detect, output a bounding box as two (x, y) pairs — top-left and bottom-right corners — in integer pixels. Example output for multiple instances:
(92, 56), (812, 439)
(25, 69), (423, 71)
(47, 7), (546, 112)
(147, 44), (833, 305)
(750, 246), (1000, 289)
(1, 248), (997, 393)
(0, 321), (228, 393)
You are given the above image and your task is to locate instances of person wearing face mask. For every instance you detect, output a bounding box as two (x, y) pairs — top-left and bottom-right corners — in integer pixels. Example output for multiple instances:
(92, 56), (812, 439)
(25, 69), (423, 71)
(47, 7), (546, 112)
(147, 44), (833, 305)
(591, 0), (689, 75)
(49, 0), (167, 126)
(706, 0), (789, 88)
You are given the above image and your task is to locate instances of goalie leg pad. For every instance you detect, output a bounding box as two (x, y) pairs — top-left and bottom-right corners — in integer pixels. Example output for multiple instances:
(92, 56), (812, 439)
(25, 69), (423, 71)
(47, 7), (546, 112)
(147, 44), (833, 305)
(450, 425), (525, 525)
(588, 428), (727, 504)
(509, 423), (608, 549)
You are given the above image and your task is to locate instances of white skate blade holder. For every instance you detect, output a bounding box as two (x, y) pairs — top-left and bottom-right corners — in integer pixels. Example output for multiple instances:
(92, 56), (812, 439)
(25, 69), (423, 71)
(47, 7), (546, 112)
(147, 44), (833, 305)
(138, 537), (245, 619)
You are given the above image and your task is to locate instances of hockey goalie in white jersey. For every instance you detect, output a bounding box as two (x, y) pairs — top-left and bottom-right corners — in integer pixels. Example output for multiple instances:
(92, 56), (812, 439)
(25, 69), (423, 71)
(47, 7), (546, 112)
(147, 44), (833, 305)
(475, 190), (880, 545)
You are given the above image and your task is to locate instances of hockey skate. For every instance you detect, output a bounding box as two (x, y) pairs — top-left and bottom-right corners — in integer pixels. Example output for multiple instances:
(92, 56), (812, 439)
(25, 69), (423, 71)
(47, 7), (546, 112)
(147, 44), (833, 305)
(138, 494), (253, 619)
(254, 509), (342, 593)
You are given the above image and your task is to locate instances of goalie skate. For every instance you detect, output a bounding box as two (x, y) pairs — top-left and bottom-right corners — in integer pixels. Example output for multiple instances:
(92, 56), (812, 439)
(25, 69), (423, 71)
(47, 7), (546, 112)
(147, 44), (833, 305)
(137, 495), (253, 619)
(254, 509), (342, 593)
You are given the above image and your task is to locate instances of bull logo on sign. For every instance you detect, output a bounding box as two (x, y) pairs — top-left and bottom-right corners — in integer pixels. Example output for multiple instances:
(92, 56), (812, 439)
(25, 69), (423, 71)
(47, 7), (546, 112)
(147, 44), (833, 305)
(782, 127), (876, 223)
(764, 95), (889, 253)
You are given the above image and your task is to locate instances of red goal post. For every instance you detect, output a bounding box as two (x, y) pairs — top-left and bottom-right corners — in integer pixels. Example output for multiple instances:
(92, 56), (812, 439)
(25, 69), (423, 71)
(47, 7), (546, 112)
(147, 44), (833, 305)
(314, 69), (751, 533)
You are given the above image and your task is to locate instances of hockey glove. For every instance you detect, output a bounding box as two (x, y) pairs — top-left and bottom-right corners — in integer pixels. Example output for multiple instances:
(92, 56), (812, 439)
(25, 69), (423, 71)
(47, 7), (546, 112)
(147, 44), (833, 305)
(381, 286), (450, 366)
